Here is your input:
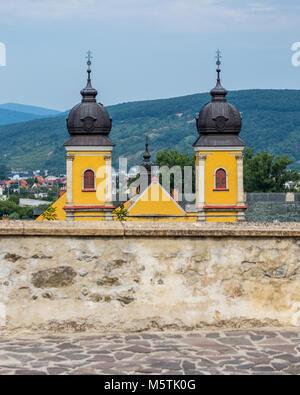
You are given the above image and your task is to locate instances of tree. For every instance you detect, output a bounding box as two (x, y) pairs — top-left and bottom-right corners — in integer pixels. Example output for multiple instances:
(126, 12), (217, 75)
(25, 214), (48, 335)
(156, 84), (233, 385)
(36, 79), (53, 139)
(0, 200), (33, 219)
(9, 195), (20, 205)
(244, 148), (300, 192)
(46, 185), (60, 202)
(9, 212), (20, 220)
(156, 150), (195, 193)
(26, 178), (35, 188)
(0, 164), (9, 180)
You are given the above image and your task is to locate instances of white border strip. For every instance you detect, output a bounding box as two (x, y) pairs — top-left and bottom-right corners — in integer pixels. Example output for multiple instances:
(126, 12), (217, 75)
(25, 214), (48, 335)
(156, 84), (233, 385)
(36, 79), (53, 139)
(65, 146), (113, 152)
(194, 146), (245, 152)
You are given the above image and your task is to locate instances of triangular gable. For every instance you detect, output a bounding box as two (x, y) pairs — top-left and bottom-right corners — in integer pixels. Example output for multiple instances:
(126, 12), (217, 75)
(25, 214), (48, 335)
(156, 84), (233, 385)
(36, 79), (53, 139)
(127, 182), (186, 216)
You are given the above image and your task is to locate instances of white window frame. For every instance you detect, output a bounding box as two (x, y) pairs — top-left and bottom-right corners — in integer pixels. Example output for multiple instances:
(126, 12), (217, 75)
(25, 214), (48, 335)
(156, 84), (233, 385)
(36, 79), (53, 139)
(214, 167), (228, 190)
(82, 168), (96, 191)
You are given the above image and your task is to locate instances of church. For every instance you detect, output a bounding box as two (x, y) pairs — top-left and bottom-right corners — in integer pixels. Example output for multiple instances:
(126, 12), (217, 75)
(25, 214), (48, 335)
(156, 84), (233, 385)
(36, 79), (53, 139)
(37, 53), (247, 223)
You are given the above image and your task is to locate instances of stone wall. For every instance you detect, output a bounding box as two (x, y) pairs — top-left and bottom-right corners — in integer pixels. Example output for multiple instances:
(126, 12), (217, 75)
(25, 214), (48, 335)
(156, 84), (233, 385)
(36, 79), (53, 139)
(246, 193), (300, 222)
(0, 221), (300, 333)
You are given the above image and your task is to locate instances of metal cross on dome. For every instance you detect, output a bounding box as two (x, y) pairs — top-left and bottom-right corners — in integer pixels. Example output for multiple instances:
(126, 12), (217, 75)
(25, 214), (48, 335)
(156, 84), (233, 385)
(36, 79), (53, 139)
(86, 50), (93, 70)
(215, 49), (222, 82)
(216, 49), (222, 67)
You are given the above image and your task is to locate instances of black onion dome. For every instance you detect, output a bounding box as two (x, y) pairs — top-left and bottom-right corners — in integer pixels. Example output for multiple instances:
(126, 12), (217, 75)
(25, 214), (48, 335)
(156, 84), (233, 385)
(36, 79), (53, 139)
(196, 72), (242, 135)
(66, 66), (112, 135)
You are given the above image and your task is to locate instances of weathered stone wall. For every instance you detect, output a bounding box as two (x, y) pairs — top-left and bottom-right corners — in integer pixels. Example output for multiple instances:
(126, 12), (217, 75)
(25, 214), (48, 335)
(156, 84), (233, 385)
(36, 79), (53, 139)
(0, 221), (300, 333)
(246, 193), (300, 222)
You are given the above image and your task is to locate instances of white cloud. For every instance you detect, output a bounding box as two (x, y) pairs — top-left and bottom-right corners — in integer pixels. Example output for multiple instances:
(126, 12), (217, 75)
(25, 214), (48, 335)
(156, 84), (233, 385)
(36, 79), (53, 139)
(248, 3), (274, 13)
(0, 0), (298, 32)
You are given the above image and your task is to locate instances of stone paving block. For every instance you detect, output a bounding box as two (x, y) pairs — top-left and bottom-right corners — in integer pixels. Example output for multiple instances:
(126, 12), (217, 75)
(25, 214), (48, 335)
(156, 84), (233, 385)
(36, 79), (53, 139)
(271, 362), (290, 371)
(135, 368), (162, 374)
(206, 333), (220, 339)
(0, 329), (300, 375)
(266, 345), (296, 353)
(16, 369), (47, 375)
(47, 367), (70, 375)
(182, 360), (196, 370)
(281, 332), (299, 339)
(125, 346), (152, 354)
(218, 337), (253, 346)
(252, 366), (275, 372)
(150, 361), (182, 370)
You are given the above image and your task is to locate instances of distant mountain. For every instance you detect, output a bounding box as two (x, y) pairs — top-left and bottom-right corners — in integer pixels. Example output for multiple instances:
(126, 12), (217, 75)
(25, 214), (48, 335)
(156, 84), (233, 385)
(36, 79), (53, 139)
(0, 103), (62, 125)
(0, 103), (61, 116)
(0, 108), (43, 126)
(0, 89), (299, 172)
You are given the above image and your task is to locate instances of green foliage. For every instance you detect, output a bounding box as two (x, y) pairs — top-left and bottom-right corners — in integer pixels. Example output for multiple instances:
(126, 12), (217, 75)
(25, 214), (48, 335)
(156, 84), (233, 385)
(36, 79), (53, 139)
(41, 206), (58, 221)
(156, 149), (195, 192)
(46, 185), (60, 202)
(243, 148), (300, 192)
(26, 178), (35, 188)
(9, 212), (20, 220)
(8, 195), (20, 205)
(0, 200), (33, 219)
(113, 204), (128, 222)
(156, 149), (194, 169)
(0, 164), (9, 180)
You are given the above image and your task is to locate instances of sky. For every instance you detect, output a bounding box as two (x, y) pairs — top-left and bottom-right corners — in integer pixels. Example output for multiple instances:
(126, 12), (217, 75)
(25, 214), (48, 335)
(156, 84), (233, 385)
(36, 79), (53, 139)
(0, 0), (300, 111)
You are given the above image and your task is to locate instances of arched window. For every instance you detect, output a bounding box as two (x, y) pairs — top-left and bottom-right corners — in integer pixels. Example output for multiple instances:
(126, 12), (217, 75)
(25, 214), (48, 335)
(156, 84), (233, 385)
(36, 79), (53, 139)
(83, 169), (95, 190)
(215, 168), (227, 190)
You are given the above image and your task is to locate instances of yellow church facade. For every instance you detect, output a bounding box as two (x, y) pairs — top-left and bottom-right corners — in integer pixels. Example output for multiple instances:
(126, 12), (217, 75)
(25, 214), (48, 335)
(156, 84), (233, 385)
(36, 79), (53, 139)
(37, 53), (247, 223)
(194, 150), (246, 222)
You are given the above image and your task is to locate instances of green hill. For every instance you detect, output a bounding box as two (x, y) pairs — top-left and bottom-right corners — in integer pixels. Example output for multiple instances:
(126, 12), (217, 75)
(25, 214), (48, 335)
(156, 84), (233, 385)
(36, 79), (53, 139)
(0, 108), (45, 126)
(0, 103), (61, 117)
(0, 89), (300, 172)
(0, 103), (62, 125)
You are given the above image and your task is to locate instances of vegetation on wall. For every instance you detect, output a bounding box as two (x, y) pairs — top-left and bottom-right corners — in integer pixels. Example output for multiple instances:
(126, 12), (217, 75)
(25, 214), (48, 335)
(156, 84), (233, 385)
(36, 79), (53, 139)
(113, 204), (128, 221)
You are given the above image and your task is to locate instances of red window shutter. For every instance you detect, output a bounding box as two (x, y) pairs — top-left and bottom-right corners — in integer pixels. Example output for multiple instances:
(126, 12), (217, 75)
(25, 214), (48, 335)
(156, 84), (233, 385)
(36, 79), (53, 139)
(216, 169), (226, 189)
(84, 170), (95, 190)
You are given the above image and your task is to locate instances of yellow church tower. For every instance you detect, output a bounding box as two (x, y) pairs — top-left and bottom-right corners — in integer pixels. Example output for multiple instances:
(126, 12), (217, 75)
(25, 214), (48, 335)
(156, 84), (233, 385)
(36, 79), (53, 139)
(63, 52), (115, 221)
(193, 51), (247, 222)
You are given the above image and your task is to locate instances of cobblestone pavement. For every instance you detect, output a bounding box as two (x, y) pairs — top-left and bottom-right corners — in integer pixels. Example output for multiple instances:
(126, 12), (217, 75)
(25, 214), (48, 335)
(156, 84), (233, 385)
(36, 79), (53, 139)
(0, 329), (300, 375)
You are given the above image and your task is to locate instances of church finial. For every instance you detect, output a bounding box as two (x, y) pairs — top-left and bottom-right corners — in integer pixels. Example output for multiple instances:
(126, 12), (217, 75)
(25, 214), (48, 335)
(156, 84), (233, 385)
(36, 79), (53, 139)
(216, 49), (222, 84)
(86, 50), (93, 83)
(81, 50), (98, 102)
(140, 135), (154, 191)
(143, 135), (151, 161)
(145, 135), (149, 150)
(210, 49), (227, 101)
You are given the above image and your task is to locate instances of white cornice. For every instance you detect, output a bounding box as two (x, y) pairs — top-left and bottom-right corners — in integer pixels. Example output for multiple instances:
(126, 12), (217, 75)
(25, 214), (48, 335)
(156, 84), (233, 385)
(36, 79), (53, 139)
(194, 146), (245, 152)
(65, 146), (113, 152)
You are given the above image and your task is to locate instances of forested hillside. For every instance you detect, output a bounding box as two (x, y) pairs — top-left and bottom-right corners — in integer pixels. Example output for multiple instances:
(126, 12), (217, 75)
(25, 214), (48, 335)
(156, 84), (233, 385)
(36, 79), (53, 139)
(0, 103), (62, 125)
(0, 89), (299, 172)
